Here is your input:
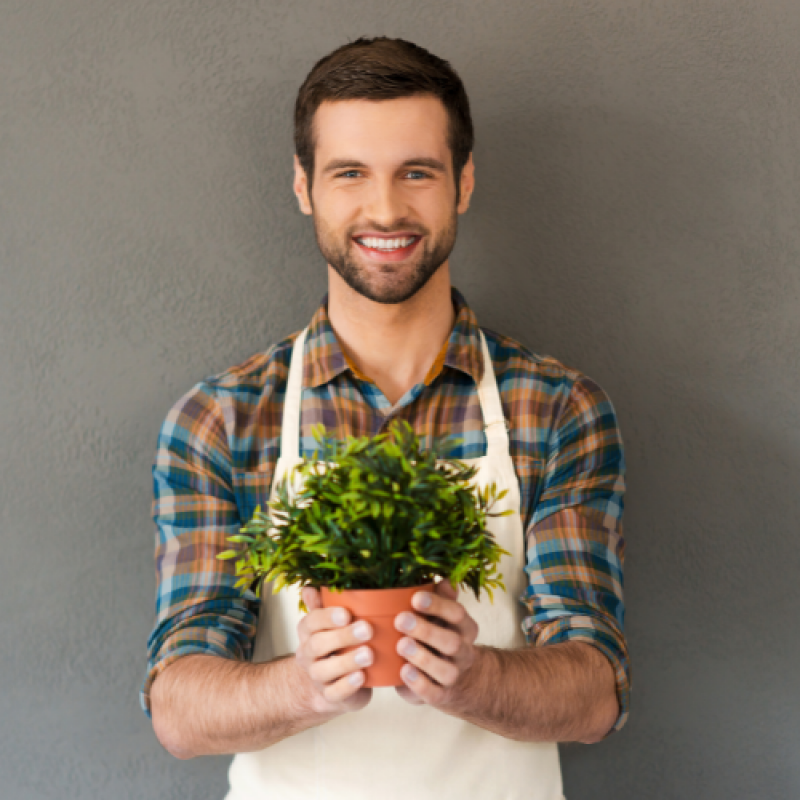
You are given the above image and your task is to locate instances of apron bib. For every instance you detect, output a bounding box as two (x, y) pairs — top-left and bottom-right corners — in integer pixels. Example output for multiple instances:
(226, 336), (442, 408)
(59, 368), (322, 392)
(226, 328), (564, 800)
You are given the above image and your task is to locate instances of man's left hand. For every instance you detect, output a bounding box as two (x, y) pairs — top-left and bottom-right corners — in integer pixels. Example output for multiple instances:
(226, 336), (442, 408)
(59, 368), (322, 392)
(394, 580), (483, 709)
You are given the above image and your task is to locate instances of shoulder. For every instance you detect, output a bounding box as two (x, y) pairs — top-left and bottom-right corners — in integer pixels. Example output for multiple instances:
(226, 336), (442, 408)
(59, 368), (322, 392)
(482, 325), (585, 400)
(482, 326), (621, 436)
(157, 331), (301, 456)
(164, 333), (298, 413)
(207, 332), (299, 395)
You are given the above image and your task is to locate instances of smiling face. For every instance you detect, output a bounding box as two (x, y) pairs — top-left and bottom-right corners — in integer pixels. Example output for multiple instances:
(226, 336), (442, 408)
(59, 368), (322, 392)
(293, 95), (474, 305)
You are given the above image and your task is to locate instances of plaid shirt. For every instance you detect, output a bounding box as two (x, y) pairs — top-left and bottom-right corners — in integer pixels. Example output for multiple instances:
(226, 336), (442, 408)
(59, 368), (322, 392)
(142, 288), (630, 732)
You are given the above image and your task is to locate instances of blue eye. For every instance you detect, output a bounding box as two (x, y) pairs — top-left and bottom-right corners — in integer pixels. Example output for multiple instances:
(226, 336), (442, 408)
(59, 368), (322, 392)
(340, 170), (360, 178)
(406, 171), (429, 180)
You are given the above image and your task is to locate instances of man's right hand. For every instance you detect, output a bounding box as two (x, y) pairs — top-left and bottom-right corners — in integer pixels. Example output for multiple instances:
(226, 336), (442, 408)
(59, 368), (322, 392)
(295, 586), (374, 714)
(150, 588), (372, 759)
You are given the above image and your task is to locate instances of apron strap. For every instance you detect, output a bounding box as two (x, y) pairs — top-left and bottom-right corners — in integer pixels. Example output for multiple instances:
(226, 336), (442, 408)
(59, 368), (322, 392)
(476, 329), (511, 456)
(279, 327), (308, 460)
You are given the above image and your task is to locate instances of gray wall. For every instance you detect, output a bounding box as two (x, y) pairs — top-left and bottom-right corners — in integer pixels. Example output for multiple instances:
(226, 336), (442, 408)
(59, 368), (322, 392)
(2, 1), (798, 798)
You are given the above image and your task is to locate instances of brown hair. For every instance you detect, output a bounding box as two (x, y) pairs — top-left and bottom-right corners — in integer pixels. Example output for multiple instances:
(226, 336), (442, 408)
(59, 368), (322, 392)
(294, 37), (474, 197)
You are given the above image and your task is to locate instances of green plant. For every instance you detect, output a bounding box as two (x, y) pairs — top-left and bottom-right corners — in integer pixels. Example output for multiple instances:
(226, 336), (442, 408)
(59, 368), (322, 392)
(219, 420), (511, 611)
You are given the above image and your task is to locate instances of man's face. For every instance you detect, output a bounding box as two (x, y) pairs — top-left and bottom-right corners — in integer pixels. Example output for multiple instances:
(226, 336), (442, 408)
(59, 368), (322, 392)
(293, 95), (474, 304)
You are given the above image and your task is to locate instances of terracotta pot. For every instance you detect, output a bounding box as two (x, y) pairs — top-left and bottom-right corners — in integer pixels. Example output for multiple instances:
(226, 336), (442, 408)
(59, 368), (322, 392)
(320, 583), (436, 687)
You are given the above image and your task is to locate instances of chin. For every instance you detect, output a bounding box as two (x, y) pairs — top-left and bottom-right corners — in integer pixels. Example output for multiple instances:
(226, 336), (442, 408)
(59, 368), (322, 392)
(357, 274), (439, 305)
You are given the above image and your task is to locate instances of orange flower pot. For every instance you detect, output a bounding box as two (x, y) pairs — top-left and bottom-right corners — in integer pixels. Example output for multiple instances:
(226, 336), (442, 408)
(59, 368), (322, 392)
(320, 583), (436, 687)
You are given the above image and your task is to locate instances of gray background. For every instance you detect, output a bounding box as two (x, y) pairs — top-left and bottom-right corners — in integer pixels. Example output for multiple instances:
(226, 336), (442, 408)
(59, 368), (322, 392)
(2, 1), (798, 798)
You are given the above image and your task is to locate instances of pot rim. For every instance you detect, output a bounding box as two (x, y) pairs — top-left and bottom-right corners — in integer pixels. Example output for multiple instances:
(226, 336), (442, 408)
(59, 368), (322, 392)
(319, 581), (438, 614)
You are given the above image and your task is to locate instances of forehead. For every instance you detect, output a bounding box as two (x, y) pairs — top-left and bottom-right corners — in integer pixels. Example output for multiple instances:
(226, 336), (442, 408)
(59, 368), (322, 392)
(312, 96), (450, 166)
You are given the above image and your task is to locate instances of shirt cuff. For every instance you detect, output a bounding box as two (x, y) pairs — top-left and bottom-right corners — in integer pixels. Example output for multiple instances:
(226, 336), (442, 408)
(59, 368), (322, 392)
(529, 615), (630, 735)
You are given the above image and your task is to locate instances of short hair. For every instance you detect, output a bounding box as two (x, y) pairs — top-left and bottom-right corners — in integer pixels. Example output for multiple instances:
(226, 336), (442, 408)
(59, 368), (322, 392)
(294, 37), (474, 196)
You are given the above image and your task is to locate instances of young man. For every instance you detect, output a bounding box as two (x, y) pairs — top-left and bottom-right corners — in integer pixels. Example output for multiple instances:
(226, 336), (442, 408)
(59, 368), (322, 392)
(143, 37), (629, 800)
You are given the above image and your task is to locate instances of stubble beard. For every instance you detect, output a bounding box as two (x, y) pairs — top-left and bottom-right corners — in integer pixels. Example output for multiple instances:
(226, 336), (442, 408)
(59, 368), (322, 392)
(312, 212), (458, 305)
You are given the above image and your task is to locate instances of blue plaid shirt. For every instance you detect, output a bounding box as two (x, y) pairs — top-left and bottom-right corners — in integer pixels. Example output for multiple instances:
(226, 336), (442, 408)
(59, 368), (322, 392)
(143, 289), (629, 731)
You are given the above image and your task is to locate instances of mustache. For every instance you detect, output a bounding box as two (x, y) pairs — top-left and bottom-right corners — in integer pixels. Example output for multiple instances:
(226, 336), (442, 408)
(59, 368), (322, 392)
(347, 222), (430, 237)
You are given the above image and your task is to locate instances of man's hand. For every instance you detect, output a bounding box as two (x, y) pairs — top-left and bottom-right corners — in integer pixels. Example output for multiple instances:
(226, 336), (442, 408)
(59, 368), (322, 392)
(393, 580), (482, 709)
(295, 586), (374, 715)
(149, 586), (374, 759)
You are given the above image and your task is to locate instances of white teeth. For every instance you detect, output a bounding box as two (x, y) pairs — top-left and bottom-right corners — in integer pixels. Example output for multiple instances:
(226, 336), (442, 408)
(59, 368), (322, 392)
(357, 236), (415, 251)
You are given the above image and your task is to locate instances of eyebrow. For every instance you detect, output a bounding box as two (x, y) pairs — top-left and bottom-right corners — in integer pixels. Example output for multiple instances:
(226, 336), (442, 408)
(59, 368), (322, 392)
(321, 157), (448, 175)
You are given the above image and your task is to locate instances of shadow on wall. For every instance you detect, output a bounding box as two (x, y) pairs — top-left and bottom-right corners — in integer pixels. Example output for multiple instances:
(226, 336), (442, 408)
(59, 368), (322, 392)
(458, 106), (800, 799)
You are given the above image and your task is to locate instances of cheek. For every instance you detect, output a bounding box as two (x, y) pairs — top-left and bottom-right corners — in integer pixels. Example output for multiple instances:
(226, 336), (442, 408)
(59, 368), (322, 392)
(319, 192), (362, 228)
(419, 190), (456, 227)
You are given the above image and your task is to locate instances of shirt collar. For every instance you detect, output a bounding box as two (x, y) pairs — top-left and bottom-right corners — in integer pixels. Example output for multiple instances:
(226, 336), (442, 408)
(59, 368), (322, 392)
(303, 287), (484, 390)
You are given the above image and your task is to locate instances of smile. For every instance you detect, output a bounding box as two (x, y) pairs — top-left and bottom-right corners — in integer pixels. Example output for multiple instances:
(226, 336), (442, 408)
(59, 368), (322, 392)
(355, 235), (418, 251)
(352, 235), (422, 262)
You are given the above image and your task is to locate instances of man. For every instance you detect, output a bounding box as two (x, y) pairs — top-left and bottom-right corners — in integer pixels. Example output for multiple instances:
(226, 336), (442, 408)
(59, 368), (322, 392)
(143, 37), (629, 800)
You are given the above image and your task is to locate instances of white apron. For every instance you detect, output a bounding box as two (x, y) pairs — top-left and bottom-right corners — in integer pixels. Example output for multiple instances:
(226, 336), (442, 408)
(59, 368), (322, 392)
(226, 328), (564, 800)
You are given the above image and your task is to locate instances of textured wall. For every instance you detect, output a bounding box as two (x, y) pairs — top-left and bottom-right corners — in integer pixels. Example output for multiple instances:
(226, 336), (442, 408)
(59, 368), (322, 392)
(2, 1), (798, 798)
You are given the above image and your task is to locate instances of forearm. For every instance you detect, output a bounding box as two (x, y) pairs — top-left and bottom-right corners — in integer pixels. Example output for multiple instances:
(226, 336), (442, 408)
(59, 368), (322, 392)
(447, 641), (619, 744)
(150, 653), (335, 758)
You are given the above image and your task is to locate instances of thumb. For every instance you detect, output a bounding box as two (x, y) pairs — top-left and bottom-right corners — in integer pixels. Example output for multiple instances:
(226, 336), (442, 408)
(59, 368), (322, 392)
(436, 578), (459, 599)
(301, 585), (321, 612)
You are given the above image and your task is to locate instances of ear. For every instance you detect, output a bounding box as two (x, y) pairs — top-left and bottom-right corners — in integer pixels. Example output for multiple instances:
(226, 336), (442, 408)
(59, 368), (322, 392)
(456, 152), (475, 214)
(293, 154), (313, 216)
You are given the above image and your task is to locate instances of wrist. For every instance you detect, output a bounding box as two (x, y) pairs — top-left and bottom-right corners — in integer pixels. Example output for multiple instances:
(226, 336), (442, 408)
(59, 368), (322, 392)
(285, 655), (340, 720)
(447, 644), (498, 715)
(284, 655), (320, 716)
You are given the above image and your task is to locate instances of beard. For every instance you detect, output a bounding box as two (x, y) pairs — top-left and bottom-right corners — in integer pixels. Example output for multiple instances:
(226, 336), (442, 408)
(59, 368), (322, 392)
(312, 212), (458, 305)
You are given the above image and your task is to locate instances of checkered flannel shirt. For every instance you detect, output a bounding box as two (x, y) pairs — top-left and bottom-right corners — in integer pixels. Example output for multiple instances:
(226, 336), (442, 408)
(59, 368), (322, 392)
(142, 288), (630, 731)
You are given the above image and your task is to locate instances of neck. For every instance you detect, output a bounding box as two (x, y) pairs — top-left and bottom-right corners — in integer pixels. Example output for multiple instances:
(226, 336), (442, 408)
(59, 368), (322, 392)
(326, 264), (456, 406)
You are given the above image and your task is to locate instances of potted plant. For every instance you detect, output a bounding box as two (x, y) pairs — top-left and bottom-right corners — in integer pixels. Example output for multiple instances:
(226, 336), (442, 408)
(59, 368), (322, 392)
(218, 420), (511, 686)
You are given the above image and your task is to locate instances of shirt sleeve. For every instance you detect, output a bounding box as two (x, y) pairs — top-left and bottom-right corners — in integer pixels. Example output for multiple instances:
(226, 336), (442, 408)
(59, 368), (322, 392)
(140, 380), (258, 718)
(519, 375), (630, 734)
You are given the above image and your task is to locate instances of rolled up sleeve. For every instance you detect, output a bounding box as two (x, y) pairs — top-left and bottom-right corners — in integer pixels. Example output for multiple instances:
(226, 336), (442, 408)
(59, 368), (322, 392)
(520, 376), (630, 733)
(140, 381), (258, 718)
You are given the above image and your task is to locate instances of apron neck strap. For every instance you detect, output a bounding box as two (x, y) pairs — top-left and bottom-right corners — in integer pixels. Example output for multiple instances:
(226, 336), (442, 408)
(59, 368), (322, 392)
(279, 327), (308, 460)
(476, 329), (510, 455)
(279, 326), (509, 459)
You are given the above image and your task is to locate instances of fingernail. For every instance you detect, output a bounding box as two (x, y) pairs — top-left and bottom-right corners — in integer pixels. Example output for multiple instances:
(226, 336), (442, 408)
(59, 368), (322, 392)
(353, 621), (372, 640)
(400, 638), (417, 657)
(355, 647), (372, 667)
(332, 608), (348, 626)
(349, 671), (364, 687)
(397, 613), (416, 632)
(404, 665), (419, 682)
(415, 592), (432, 610)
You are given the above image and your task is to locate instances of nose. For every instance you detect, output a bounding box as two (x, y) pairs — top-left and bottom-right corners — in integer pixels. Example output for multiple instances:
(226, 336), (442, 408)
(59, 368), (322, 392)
(363, 174), (408, 228)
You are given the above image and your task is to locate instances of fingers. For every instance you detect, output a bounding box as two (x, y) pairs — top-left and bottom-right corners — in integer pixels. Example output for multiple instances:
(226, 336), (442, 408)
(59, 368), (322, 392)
(295, 604), (375, 712)
(411, 588), (464, 627)
(307, 620), (373, 661)
(397, 636), (461, 687)
(302, 625), (374, 708)
(309, 645), (373, 685)
(395, 684), (425, 705)
(298, 601), (351, 640)
(409, 589), (479, 642)
(396, 611), (463, 658)
(321, 673), (372, 708)
(399, 662), (447, 706)
(296, 620), (367, 667)
(393, 588), (479, 700)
